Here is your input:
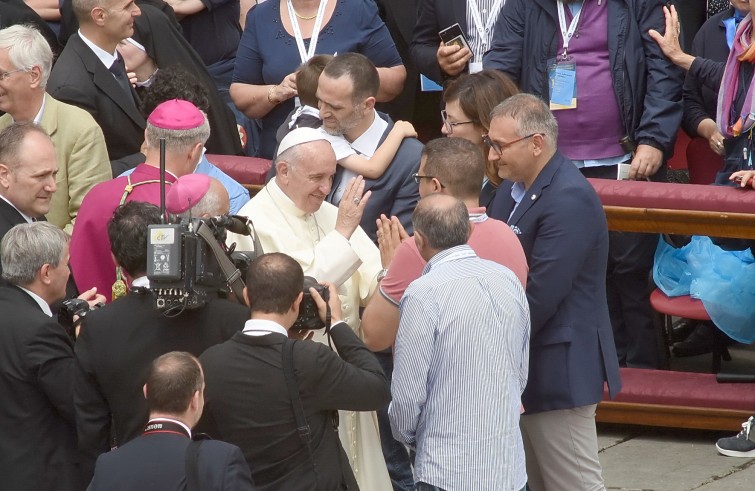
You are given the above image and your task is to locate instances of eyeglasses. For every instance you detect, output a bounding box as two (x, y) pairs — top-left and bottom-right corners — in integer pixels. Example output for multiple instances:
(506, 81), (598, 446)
(441, 109), (474, 135)
(0, 68), (27, 81)
(482, 133), (541, 157)
(412, 173), (445, 188)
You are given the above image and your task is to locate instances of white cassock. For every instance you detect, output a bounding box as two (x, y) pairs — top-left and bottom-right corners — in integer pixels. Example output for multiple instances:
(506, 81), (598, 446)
(227, 179), (391, 491)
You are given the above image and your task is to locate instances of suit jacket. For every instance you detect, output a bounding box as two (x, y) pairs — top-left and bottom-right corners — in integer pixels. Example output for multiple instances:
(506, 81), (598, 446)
(75, 292), (248, 482)
(198, 323), (391, 491)
(0, 285), (82, 491)
(48, 33), (146, 162)
(328, 112), (422, 241)
(411, 0), (467, 84)
(488, 151), (621, 414)
(0, 95), (111, 234)
(87, 431), (254, 491)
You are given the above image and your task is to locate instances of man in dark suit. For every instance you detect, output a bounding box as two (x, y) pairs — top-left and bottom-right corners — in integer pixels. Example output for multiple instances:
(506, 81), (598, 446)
(198, 253), (391, 491)
(318, 53), (422, 242)
(75, 200), (248, 482)
(87, 351), (254, 490)
(48, 0), (146, 163)
(0, 222), (101, 491)
(487, 94), (622, 491)
(0, 123), (58, 274)
(411, 0), (505, 85)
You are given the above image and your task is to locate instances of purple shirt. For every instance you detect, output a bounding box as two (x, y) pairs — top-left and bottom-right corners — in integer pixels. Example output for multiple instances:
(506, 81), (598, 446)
(554, 0), (625, 160)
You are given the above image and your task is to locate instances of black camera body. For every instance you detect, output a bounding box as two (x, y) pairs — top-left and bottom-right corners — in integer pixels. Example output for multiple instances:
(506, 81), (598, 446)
(291, 276), (329, 331)
(58, 298), (104, 339)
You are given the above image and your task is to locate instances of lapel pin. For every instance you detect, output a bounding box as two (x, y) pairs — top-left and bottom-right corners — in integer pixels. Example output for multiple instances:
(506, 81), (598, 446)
(531, 194), (537, 200)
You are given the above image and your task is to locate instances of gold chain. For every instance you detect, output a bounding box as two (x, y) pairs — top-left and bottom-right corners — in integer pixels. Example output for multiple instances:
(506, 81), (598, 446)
(292, 7), (318, 20)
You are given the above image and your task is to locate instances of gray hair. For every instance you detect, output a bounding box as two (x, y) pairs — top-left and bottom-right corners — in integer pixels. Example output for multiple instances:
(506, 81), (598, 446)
(490, 93), (558, 146)
(144, 116), (211, 154)
(412, 194), (469, 251)
(176, 183), (228, 218)
(0, 25), (53, 88)
(1, 222), (69, 286)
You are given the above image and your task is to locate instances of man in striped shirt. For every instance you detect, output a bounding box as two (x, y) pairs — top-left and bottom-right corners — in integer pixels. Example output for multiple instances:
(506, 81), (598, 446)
(389, 194), (530, 491)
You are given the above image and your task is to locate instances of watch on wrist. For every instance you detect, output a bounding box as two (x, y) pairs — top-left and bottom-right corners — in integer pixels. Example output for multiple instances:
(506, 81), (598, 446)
(376, 268), (389, 282)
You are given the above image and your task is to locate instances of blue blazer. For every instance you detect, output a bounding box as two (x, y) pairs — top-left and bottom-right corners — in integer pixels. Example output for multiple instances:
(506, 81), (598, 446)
(489, 151), (621, 414)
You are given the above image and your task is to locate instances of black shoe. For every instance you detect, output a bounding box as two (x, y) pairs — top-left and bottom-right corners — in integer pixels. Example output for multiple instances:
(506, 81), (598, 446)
(716, 416), (755, 457)
(671, 318), (698, 343)
(672, 323), (721, 357)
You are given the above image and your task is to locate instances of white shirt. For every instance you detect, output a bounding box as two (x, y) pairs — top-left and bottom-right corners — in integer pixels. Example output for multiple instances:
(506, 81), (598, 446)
(242, 318), (288, 337)
(18, 286), (52, 317)
(147, 417), (192, 438)
(78, 29), (118, 69)
(332, 110), (388, 203)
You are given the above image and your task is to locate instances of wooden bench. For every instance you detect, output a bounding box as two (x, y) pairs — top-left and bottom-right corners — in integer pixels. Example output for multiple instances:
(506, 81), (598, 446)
(588, 179), (755, 431)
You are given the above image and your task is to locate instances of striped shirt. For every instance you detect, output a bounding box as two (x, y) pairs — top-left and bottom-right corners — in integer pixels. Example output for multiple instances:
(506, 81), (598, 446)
(390, 245), (530, 490)
(466, 0), (506, 62)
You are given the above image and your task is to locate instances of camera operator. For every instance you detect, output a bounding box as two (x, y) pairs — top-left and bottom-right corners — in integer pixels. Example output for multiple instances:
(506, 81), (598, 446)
(198, 252), (391, 490)
(75, 201), (248, 483)
(0, 222), (104, 491)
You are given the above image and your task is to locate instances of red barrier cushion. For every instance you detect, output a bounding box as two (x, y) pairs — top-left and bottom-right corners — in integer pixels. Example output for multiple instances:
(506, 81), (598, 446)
(649, 289), (710, 320)
(603, 368), (755, 411)
(205, 154), (272, 186)
(588, 179), (755, 215)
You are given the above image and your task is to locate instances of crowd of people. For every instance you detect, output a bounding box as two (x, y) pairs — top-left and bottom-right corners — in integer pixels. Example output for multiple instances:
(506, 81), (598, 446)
(1, 1), (754, 491)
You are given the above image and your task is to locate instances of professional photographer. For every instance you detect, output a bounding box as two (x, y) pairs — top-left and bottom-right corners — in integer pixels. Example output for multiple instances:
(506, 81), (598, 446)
(198, 252), (391, 490)
(75, 201), (248, 483)
(0, 222), (104, 491)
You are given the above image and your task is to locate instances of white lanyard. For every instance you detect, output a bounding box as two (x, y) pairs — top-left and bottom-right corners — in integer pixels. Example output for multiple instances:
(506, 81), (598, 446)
(467, 0), (504, 51)
(557, 0), (586, 59)
(286, 0), (328, 64)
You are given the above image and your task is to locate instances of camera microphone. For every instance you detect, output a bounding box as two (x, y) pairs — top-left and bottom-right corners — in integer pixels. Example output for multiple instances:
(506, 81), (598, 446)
(211, 215), (252, 236)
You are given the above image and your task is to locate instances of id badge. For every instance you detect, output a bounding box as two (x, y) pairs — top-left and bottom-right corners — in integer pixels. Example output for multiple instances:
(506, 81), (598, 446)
(469, 61), (483, 74)
(548, 60), (577, 110)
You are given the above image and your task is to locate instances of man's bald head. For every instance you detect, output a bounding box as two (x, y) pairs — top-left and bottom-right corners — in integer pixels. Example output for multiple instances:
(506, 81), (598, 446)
(412, 194), (470, 251)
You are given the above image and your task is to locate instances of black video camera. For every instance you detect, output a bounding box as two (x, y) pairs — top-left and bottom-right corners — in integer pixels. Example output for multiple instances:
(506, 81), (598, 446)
(291, 276), (330, 331)
(146, 215), (257, 311)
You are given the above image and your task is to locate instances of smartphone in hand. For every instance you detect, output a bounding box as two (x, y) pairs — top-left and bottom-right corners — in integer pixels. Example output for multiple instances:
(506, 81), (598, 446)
(439, 23), (470, 52)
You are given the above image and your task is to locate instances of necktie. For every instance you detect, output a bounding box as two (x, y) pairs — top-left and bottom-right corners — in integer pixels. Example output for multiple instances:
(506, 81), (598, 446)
(109, 53), (136, 107)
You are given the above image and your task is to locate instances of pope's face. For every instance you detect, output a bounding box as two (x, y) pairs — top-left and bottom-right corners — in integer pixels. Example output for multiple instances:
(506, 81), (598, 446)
(281, 141), (337, 214)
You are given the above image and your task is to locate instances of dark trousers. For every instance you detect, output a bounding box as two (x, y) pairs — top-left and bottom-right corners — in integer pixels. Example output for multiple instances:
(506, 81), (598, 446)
(580, 165), (664, 368)
(374, 350), (415, 491)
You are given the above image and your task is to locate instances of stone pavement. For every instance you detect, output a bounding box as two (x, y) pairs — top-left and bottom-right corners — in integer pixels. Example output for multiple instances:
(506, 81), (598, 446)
(598, 342), (755, 490)
(599, 423), (755, 490)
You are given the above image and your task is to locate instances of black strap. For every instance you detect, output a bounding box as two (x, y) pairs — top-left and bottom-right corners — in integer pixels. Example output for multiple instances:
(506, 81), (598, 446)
(282, 338), (320, 488)
(184, 440), (204, 491)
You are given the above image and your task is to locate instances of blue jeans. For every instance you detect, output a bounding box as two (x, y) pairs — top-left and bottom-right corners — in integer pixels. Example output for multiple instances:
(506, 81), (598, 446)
(374, 350), (414, 491)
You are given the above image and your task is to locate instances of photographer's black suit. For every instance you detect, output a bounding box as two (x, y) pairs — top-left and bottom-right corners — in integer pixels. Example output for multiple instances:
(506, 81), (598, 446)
(0, 285), (83, 491)
(75, 291), (248, 482)
(88, 430), (254, 491)
(198, 322), (391, 491)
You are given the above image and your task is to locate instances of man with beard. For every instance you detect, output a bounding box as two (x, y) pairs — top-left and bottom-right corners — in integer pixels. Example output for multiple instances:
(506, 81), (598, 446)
(317, 53), (422, 241)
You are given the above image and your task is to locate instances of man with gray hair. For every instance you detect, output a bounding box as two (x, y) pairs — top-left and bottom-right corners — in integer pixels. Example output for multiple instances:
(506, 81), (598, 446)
(390, 193), (530, 491)
(226, 126), (393, 490)
(166, 174), (230, 219)
(0, 222), (103, 491)
(0, 24), (111, 234)
(69, 98), (210, 302)
(487, 93), (621, 491)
